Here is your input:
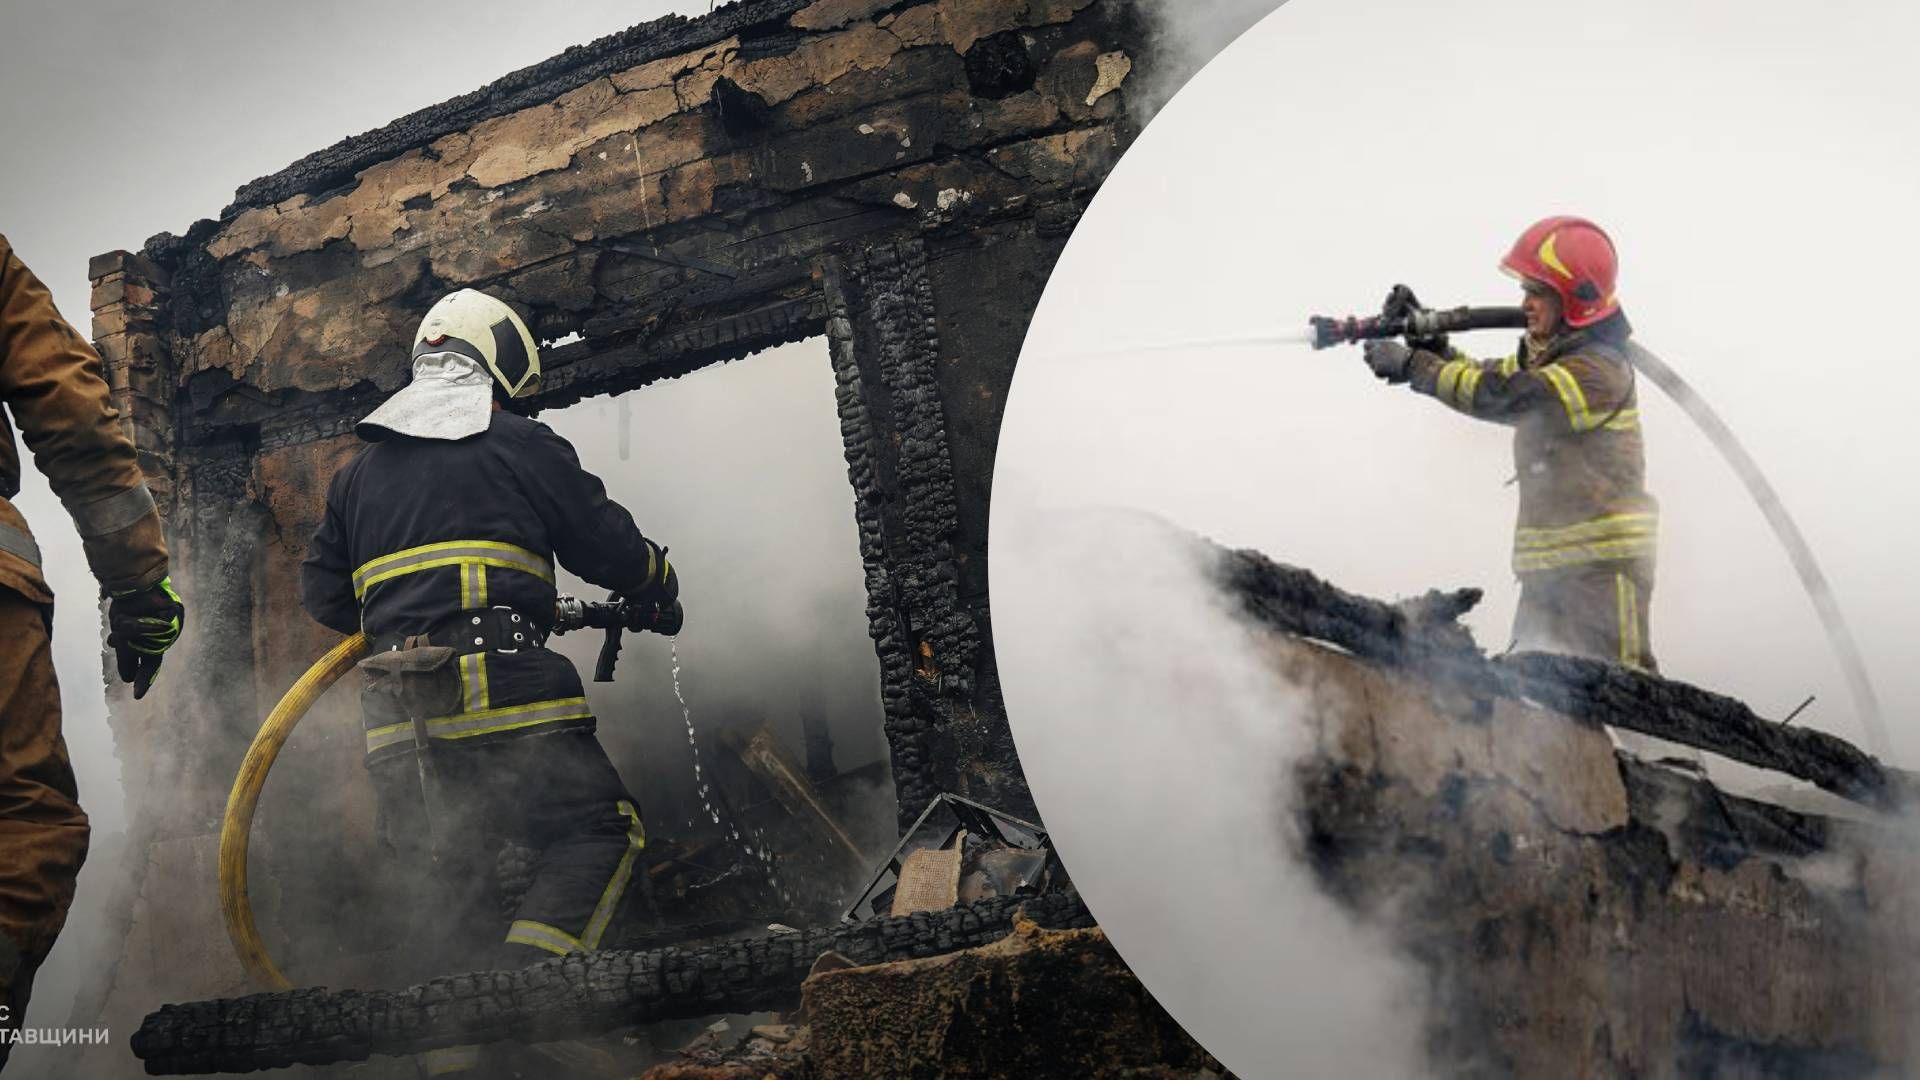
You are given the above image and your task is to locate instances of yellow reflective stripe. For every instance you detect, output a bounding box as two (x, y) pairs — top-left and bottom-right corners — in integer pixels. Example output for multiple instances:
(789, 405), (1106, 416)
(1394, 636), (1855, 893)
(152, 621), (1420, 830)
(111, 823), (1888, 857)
(506, 920), (584, 956)
(1454, 366), (1484, 410)
(1628, 578), (1643, 669)
(429, 697), (591, 741)
(1540, 364), (1594, 431)
(460, 562), (485, 608)
(459, 653), (490, 713)
(1434, 360), (1484, 415)
(351, 541), (552, 599)
(359, 554), (552, 598)
(363, 696), (592, 754)
(365, 721), (413, 754)
(1615, 572), (1643, 669)
(1512, 537), (1657, 573)
(1601, 408), (1639, 432)
(1498, 355), (1519, 377)
(422, 1045), (481, 1076)
(1514, 512), (1658, 550)
(582, 801), (647, 949)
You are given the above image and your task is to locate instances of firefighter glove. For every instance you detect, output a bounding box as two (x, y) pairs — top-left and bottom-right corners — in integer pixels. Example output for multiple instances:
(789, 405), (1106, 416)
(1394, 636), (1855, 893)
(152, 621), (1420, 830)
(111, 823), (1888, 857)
(1363, 339), (1412, 383)
(627, 598), (684, 638)
(635, 543), (678, 604)
(107, 576), (184, 700)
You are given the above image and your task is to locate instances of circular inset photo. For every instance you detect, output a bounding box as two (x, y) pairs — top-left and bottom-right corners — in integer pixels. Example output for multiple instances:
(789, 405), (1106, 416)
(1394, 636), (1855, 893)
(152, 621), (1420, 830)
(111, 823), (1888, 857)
(991, 0), (1920, 1075)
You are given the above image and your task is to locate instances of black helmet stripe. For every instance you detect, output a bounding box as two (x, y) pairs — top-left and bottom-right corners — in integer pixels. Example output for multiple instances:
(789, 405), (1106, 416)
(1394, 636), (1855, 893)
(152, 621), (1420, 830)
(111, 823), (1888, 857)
(412, 334), (487, 365)
(490, 317), (531, 390)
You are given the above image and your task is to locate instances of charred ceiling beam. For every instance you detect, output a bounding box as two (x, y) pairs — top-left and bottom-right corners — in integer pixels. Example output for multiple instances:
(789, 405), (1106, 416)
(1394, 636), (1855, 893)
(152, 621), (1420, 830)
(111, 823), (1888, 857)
(129, 890), (1094, 1075)
(1217, 546), (1919, 811)
(217, 0), (813, 217)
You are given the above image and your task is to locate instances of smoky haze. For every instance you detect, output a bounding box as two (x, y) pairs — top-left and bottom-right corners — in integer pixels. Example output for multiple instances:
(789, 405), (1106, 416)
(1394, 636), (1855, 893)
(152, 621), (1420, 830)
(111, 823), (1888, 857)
(993, 506), (1427, 1079)
(538, 341), (889, 830)
(994, 0), (1920, 1074)
(0, 1), (764, 1069)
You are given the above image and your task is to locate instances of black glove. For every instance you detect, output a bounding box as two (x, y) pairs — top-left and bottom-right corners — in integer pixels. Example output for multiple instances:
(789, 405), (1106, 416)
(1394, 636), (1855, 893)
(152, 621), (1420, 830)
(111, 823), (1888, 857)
(631, 597), (684, 637)
(107, 576), (184, 700)
(1381, 283), (1449, 356)
(624, 543), (682, 636)
(1363, 339), (1413, 383)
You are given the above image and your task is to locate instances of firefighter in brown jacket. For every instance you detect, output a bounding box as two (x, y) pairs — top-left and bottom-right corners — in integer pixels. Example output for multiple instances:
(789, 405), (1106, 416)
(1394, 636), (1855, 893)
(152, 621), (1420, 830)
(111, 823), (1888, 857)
(1362, 216), (1657, 670)
(0, 234), (183, 1066)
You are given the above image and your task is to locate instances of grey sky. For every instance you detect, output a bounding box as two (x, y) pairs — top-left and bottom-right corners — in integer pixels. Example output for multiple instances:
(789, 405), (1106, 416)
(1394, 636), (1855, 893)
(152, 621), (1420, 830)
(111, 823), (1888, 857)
(994, 0), (1920, 1074)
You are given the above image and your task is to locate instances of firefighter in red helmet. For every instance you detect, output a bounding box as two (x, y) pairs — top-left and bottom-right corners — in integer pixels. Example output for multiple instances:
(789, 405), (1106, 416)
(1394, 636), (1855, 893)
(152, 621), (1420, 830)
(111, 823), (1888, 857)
(1362, 216), (1658, 671)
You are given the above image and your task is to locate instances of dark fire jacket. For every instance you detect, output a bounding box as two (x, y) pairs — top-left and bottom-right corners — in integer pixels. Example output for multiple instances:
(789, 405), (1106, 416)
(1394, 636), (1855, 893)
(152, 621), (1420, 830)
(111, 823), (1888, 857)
(302, 410), (669, 762)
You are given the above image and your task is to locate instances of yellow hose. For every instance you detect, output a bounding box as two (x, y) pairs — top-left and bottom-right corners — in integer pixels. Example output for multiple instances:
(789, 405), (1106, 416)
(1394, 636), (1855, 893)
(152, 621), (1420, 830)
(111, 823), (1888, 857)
(218, 632), (369, 989)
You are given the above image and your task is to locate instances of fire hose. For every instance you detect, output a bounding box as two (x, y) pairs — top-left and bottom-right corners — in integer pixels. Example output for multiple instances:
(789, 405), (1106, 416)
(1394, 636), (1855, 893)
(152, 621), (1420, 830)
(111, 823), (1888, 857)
(216, 596), (646, 988)
(1310, 299), (1890, 755)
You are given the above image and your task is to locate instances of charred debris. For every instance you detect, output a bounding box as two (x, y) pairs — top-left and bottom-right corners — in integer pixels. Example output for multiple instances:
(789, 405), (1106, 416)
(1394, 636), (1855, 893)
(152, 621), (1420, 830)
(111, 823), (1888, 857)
(133, 539), (1920, 1076)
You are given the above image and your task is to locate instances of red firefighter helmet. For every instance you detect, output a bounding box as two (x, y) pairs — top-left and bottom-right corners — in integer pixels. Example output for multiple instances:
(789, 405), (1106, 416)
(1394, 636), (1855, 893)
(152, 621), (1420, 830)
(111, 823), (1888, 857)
(1499, 216), (1620, 328)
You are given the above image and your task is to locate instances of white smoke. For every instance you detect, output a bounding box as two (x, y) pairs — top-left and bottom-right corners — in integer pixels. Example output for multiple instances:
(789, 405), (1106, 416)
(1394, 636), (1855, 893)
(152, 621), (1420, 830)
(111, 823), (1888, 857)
(1125, 0), (1288, 122)
(991, 503), (1425, 1080)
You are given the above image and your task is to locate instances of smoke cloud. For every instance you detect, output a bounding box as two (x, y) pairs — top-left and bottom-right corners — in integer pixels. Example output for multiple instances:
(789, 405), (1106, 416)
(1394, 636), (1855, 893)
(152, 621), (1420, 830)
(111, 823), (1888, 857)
(1124, 0), (1287, 123)
(539, 338), (891, 846)
(991, 503), (1426, 1079)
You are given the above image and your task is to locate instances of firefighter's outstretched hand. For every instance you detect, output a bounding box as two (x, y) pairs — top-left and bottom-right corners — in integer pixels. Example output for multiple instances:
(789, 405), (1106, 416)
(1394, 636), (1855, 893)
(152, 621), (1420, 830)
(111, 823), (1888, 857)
(107, 576), (184, 700)
(1363, 339), (1412, 383)
(628, 598), (684, 638)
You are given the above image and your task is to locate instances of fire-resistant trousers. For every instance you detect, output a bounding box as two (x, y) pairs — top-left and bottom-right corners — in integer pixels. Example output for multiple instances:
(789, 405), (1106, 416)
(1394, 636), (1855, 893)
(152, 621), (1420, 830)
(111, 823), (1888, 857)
(1510, 559), (1658, 673)
(0, 589), (89, 1071)
(368, 728), (646, 982)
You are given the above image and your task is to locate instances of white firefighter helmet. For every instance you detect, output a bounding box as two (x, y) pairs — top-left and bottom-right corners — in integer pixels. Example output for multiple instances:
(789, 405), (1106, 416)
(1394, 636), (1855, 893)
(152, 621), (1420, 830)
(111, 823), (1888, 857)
(412, 289), (542, 399)
(356, 290), (542, 442)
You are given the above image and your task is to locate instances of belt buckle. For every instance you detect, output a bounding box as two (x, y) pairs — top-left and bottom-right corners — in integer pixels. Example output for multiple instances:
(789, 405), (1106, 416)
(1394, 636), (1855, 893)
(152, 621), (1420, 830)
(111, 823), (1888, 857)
(490, 605), (531, 654)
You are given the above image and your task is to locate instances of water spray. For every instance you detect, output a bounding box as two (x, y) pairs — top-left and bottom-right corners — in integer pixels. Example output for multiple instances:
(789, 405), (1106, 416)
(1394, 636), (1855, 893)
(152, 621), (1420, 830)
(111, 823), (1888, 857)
(1054, 296), (1892, 755)
(669, 636), (792, 906)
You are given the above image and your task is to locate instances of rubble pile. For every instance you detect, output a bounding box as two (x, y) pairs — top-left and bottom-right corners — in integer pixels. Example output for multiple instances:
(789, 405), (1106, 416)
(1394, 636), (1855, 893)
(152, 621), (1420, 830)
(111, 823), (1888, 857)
(1217, 544), (1920, 1074)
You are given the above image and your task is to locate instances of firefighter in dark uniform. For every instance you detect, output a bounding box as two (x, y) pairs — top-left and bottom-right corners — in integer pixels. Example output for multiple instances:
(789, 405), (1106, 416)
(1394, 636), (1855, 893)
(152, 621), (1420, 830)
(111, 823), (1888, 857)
(300, 290), (680, 1070)
(1361, 216), (1658, 671)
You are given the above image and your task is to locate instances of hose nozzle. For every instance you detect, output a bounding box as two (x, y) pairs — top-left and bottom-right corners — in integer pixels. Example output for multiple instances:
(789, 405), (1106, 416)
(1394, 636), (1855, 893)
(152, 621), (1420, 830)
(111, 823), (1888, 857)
(1310, 305), (1527, 349)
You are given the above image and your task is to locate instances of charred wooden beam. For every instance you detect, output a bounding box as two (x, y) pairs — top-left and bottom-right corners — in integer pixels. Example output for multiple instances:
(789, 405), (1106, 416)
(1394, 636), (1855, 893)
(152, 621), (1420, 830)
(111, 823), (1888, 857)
(130, 891), (1093, 1075)
(1217, 545), (1919, 810)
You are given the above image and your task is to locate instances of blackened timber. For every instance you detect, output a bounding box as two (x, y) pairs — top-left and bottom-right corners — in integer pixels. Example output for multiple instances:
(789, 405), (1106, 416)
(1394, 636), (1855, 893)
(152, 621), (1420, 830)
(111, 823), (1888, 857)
(824, 242), (978, 832)
(1497, 651), (1920, 810)
(1217, 545), (1918, 811)
(129, 891), (1095, 1075)
(216, 0), (814, 217)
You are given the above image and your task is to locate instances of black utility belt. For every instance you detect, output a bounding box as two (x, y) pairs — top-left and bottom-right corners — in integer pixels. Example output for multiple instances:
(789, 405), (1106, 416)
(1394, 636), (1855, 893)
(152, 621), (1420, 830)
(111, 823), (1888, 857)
(369, 607), (551, 656)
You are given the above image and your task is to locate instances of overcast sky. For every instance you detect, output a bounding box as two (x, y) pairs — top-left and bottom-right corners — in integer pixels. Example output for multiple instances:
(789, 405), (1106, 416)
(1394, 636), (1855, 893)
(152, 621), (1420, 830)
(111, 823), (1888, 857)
(995, 0), (1920, 1074)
